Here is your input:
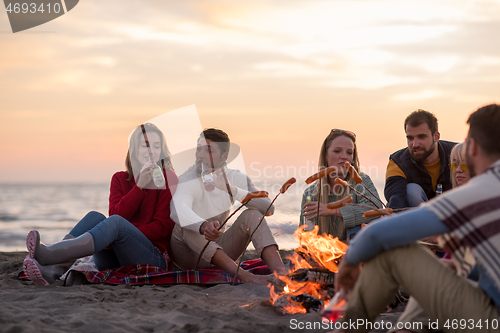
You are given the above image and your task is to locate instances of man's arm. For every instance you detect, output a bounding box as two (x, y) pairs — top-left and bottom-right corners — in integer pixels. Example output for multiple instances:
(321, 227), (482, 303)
(344, 207), (450, 265)
(384, 159), (408, 209)
(336, 206), (450, 291)
(170, 178), (207, 233)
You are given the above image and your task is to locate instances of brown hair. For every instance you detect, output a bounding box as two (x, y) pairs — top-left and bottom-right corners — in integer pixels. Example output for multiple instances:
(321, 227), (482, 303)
(467, 104), (500, 159)
(200, 128), (230, 155)
(125, 123), (173, 181)
(314, 131), (359, 236)
(404, 109), (439, 134)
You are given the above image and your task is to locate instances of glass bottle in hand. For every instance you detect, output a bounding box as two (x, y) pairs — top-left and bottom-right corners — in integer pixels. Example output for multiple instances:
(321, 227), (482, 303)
(201, 162), (215, 192)
(149, 156), (166, 188)
(321, 289), (349, 323)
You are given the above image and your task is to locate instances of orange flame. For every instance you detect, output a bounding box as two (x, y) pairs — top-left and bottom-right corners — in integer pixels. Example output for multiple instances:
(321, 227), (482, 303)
(295, 225), (348, 272)
(270, 225), (348, 314)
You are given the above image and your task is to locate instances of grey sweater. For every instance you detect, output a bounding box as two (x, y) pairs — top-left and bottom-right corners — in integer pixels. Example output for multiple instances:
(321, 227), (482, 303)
(299, 172), (381, 240)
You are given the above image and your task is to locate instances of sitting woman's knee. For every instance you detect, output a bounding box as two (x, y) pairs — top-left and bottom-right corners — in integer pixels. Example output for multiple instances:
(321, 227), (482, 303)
(85, 211), (106, 220)
(106, 215), (130, 228)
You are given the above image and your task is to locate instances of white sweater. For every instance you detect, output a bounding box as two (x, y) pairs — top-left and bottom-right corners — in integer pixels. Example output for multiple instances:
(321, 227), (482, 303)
(170, 164), (274, 233)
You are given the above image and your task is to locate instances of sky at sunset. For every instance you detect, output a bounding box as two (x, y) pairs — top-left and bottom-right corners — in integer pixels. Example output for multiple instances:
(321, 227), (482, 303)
(1, 0), (499, 193)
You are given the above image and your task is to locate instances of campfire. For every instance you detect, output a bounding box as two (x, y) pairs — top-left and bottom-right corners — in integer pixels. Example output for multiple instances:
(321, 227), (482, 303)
(268, 165), (388, 316)
(269, 225), (348, 315)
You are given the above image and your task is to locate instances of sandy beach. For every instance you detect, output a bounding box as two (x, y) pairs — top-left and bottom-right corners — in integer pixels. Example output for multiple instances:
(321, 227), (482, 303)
(0, 251), (405, 333)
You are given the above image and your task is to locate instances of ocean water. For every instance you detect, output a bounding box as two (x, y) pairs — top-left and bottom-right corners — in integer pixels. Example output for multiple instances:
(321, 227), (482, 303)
(0, 180), (385, 252)
(0, 183), (110, 252)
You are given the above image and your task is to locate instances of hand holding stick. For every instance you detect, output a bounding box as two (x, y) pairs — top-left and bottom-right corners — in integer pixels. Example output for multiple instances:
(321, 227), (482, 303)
(193, 191), (269, 271)
(358, 207), (437, 248)
(305, 167), (338, 227)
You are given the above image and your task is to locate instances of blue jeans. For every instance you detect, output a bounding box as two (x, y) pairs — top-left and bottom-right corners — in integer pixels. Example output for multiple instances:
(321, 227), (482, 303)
(346, 225), (362, 243)
(405, 183), (428, 208)
(69, 211), (166, 271)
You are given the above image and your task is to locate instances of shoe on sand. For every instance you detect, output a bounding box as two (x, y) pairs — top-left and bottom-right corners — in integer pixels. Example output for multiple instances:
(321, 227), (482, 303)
(26, 230), (41, 259)
(23, 257), (49, 285)
(25, 230), (94, 265)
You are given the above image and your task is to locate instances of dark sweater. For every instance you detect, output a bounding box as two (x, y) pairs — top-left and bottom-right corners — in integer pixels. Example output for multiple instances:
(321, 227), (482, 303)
(384, 140), (456, 209)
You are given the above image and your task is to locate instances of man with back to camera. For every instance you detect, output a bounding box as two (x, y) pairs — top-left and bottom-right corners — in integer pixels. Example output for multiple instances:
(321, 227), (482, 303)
(169, 128), (285, 285)
(333, 104), (500, 333)
(385, 110), (457, 209)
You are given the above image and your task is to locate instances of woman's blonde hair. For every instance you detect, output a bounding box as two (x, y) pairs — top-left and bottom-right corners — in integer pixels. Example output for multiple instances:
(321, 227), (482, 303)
(314, 131), (359, 237)
(450, 142), (465, 188)
(125, 123), (173, 181)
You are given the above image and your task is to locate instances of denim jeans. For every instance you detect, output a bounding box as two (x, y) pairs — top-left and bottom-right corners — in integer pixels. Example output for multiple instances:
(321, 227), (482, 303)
(405, 183), (429, 207)
(69, 211), (166, 271)
(346, 225), (362, 243)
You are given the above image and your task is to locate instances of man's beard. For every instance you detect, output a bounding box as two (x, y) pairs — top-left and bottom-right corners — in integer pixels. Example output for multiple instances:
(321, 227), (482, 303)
(465, 143), (477, 177)
(410, 139), (436, 163)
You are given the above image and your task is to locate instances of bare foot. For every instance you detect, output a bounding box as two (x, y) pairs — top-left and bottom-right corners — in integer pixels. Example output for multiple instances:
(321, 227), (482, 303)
(248, 273), (274, 286)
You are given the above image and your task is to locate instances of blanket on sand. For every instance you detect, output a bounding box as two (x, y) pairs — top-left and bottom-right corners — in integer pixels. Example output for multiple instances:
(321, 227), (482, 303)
(18, 259), (270, 285)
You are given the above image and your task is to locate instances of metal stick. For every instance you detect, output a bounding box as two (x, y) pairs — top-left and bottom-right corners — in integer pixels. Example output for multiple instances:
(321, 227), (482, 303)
(346, 184), (381, 209)
(232, 193), (280, 284)
(359, 183), (386, 208)
(345, 203), (392, 215)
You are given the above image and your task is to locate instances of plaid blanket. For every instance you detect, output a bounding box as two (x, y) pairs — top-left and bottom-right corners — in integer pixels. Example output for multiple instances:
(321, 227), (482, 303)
(19, 259), (270, 285)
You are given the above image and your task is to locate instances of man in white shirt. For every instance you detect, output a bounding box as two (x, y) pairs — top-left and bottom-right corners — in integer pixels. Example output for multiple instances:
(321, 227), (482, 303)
(170, 128), (285, 284)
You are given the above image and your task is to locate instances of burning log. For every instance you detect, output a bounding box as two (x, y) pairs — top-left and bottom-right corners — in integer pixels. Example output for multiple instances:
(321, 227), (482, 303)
(295, 226), (348, 273)
(273, 293), (323, 315)
(294, 246), (328, 270)
(291, 294), (323, 313)
(269, 226), (348, 315)
(290, 268), (336, 286)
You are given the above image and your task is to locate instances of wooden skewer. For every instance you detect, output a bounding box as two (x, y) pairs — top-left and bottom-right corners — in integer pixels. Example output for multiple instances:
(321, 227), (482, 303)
(326, 202), (393, 216)
(231, 178), (296, 284)
(363, 208), (393, 217)
(305, 167), (338, 233)
(334, 178), (381, 209)
(344, 162), (387, 208)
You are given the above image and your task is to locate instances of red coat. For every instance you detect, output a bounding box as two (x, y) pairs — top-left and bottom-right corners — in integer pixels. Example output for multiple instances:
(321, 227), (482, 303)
(108, 170), (178, 256)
